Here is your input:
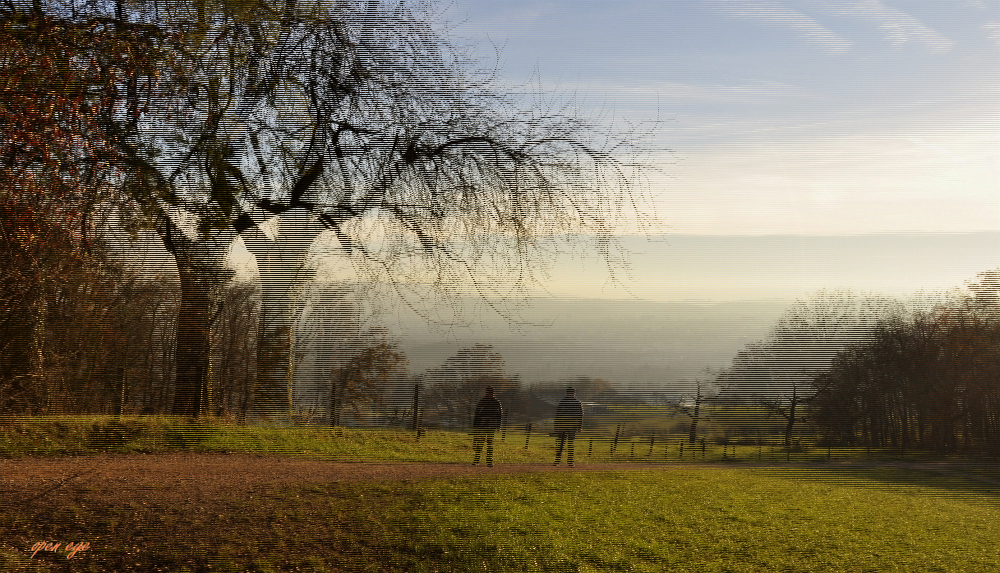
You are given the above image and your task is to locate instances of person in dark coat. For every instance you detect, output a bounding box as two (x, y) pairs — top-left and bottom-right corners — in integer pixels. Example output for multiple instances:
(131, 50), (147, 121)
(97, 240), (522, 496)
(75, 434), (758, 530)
(553, 387), (584, 466)
(472, 386), (503, 466)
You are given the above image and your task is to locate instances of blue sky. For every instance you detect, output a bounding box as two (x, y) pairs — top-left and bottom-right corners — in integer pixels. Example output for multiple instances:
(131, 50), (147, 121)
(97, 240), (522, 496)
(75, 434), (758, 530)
(440, 0), (999, 236)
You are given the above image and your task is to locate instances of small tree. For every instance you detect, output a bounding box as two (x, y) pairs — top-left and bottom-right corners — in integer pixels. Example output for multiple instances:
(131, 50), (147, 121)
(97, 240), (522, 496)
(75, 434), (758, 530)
(208, 282), (259, 419)
(253, 308), (294, 422)
(760, 383), (810, 448)
(421, 344), (523, 428)
(329, 340), (407, 427)
(670, 379), (719, 444)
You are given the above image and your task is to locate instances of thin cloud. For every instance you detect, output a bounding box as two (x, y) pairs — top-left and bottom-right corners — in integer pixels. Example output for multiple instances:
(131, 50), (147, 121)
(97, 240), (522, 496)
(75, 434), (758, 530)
(706, 0), (852, 54)
(985, 22), (1000, 46)
(529, 79), (814, 104)
(962, 1), (990, 10)
(833, 0), (956, 53)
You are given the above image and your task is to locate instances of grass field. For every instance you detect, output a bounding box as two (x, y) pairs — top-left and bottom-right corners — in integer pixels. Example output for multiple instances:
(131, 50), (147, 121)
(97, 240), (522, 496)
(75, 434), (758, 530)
(0, 415), (976, 465)
(2, 417), (997, 572)
(0, 416), (557, 463)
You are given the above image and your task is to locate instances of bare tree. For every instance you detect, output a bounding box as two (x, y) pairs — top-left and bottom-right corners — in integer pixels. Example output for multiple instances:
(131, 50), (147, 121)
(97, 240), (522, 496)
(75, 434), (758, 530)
(720, 291), (904, 401)
(760, 383), (810, 448)
(671, 380), (719, 445)
(2, 1), (654, 417)
(208, 282), (259, 419)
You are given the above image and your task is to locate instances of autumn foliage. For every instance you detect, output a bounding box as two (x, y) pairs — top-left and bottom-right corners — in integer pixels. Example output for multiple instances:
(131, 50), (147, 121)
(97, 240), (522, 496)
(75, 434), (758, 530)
(0, 8), (178, 219)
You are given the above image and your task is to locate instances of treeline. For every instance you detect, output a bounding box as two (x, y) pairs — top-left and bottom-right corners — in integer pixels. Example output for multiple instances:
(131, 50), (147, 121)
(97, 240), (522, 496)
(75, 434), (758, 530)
(810, 297), (999, 455)
(1, 213), (616, 426)
(0, 200), (175, 416)
(708, 271), (999, 457)
(0, 205), (283, 419)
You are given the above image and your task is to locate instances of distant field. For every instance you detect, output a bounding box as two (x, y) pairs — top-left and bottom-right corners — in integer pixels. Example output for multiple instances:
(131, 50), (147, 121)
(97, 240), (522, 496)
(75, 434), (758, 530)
(1, 417), (997, 572)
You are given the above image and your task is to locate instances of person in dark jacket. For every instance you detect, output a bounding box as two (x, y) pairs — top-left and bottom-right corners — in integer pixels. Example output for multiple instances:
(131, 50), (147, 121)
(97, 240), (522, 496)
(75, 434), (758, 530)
(472, 386), (503, 466)
(553, 387), (584, 466)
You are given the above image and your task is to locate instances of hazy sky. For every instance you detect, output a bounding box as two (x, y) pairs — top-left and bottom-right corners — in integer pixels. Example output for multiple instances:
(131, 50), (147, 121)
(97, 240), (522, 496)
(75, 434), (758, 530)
(440, 0), (998, 237)
(238, 0), (1000, 297)
(382, 0), (998, 381)
(226, 1), (1000, 384)
(301, 0), (994, 308)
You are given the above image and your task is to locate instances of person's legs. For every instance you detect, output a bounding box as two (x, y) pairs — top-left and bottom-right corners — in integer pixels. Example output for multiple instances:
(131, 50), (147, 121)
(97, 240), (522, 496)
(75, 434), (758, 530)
(485, 433), (494, 467)
(554, 432), (566, 465)
(473, 433), (484, 465)
(567, 432), (576, 467)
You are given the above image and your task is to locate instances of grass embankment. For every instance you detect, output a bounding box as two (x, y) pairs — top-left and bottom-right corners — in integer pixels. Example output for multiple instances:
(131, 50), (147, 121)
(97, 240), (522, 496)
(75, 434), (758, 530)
(1, 415), (977, 466)
(0, 416), (553, 463)
(2, 417), (997, 572)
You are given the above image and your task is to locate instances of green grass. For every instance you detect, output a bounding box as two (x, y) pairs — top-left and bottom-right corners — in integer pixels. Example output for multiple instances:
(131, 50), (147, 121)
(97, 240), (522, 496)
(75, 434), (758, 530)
(1, 415), (991, 467)
(0, 415), (565, 463)
(2, 466), (996, 572)
(2, 416), (997, 572)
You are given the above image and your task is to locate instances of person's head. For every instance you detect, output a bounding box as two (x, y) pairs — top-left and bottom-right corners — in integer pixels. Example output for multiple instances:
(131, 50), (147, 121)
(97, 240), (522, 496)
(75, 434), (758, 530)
(484, 386), (494, 396)
(566, 387), (576, 396)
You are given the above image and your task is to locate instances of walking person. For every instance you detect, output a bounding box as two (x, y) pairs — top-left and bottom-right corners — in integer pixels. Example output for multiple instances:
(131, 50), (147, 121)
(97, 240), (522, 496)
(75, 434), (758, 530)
(553, 387), (584, 466)
(472, 386), (503, 467)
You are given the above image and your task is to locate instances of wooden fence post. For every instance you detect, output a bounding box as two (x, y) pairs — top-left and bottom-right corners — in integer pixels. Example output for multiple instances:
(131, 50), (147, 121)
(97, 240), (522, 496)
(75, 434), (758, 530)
(410, 383), (421, 433)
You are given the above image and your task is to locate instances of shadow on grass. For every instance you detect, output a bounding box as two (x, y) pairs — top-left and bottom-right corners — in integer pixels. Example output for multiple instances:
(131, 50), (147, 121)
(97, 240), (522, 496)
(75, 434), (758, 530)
(753, 460), (1000, 501)
(85, 420), (148, 450)
(163, 420), (213, 450)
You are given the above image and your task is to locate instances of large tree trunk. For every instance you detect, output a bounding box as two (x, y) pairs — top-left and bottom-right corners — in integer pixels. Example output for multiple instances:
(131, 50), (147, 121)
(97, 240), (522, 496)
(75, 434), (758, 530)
(242, 209), (326, 418)
(687, 384), (702, 444)
(161, 224), (234, 417)
(783, 385), (799, 448)
(172, 252), (211, 416)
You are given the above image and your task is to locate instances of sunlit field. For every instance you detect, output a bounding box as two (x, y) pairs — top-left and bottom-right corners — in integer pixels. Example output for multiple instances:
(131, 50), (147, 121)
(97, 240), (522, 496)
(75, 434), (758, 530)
(2, 464), (996, 572)
(2, 417), (997, 572)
